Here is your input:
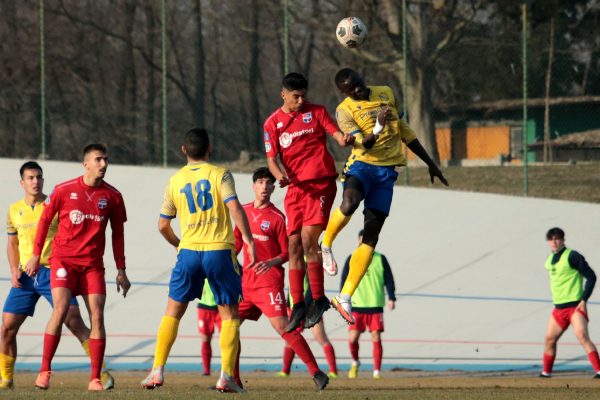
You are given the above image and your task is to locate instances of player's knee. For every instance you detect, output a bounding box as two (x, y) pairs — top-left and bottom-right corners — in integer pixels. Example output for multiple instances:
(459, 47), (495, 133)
(288, 236), (303, 256)
(1, 323), (17, 339)
(362, 209), (387, 247)
(340, 193), (361, 216)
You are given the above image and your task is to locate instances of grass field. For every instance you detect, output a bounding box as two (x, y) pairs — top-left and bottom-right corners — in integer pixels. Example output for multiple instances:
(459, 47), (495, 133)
(6, 371), (600, 399)
(229, 160), (600, 203)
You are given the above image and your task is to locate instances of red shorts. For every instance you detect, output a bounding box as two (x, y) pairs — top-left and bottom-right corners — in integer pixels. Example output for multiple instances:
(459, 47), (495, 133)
(197, 308), (221, 335)
(552, 306), (589, 330)
(50, 259), (106, 296)
(348, 312), (384, 332)
(239, 286), (287, 321)
(284, 178), (337, 235)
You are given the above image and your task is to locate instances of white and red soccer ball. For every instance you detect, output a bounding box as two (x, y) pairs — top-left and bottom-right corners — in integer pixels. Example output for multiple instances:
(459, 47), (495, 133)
(336, 17), (368, 48)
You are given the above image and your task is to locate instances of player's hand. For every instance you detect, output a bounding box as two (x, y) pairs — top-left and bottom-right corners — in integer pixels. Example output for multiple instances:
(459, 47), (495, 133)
(246, 242), (257, 269)
(577, 300), (587, 314)
(377, 106), (390, 126)
(116, 269), (131, 298)
(24, 255), (41, 277)
(11, 269), (22, 289)
(279, 176), (290, 188)
(343, 133), (355, 146)
(428, 164), (449, 186)
(387, 300), (396, 311)
(253, 260), (273, 276)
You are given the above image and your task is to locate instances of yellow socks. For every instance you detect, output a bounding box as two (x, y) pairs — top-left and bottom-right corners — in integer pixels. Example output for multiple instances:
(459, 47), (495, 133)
(341, 244), (375, 296)
(322, 208), (351, 248)
(0, 353), (15, 381)
(153, 315), (180, 369)
(81, 339), (108, 371)
(219, 319), (240, 377)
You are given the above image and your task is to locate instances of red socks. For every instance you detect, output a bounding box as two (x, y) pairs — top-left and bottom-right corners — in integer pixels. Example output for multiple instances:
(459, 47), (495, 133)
(323, 343), (337, 374)
(202, 341), (212, 375)
(41, 333), (61, 372)
(88, 338), (106, 381)
(281, 331), (318, 375)
(306, 262), (324, 299)
(289, 269), (306, 305)
(542, 352), (555, 374)
(282, 345), (295, 374)
(373, 341), (383, 371)
(349, 341), (359, 362)
(588, 350), (600, 372)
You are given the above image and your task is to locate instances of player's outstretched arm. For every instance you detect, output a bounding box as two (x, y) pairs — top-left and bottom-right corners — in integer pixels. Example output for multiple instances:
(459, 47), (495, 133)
(227, 198), (256, 268)
(406, 139), (449, 186)
(332, 130), (355, 147)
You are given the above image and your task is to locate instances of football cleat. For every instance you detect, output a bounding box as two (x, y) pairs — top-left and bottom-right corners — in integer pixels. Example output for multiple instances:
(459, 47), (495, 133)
(101, 370), (115, 390)
(593, 372), (600, 379)
(328, 371), (338, 379)
(320, 245), (338, 276)
(331, 296), (354, 324)
(373, 370), (381, 379)
(215, 377), (245, 393)
(348, 361), (360, 379)
(275, 371), (289, 378)
(141, 366), (164, 389)
(88, 378), (104, 391)
(538, 371), (551, 378)
(312, 370), (329, 391)
(0, 379), (14, 390)
(35, 371), (52, 390)
(284, 301), (307, 332)
(304, 296), (330, 329)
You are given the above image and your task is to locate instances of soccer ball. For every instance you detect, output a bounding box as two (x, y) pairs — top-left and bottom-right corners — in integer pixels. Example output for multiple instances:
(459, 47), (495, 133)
(336, 17), (367, 48)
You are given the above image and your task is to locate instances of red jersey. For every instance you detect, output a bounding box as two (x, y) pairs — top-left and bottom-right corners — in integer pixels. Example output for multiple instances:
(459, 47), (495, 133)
(33, 176), (127, 269)
(234, 202), (288, 289)
(264, 102), (339, 184)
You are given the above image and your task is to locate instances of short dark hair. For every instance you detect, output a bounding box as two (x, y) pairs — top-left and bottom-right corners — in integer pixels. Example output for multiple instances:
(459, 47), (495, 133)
(252, 167), (275, 183)
(19, 161), (43, 178)
(546, 227), (565, 240)
(335, 68), (357, 87)
(282, 72), (308, 91)
(358, 229), (364, 238)
(83, 143), (107, 158)
(184, 128), (210, 160)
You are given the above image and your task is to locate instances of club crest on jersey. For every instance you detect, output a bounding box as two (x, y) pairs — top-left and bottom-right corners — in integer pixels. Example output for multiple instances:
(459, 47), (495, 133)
(265, 142), (272, 152)
(302, 112), (312, 123)
(260, 220), (270, 231)
(98, 198), (108, 209)
(45, 196), (51, 204)
(378, 94), (389, 101)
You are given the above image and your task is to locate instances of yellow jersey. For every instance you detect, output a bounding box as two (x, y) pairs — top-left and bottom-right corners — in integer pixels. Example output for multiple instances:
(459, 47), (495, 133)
(6, 198), (57, 269)
(336, 86), (417, 168)
(160, 162), (238, 251)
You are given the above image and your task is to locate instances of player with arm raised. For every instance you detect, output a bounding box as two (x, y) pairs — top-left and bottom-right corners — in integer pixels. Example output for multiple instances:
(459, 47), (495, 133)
(264, 72), (354, 332)
(25, 145), (130, 391)
(141, 128), (255, 393)
(322, 68), (447, 324)
(231, 167), (329, 391)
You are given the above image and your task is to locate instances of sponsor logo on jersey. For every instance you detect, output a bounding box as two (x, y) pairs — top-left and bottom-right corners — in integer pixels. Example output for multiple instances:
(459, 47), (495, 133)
(70, 192), (78, 200)
(279, 128), (314, 149)
(302, 112), (312, 123)
(260, 220), (270, 231)
(98, 198), (107, 209)
(69, 209), (105, 224)
(276, 122), (283, 128)
(56, 267), (68, 280)
(252, 232), (270, 242)
(264, 132), (270, 141)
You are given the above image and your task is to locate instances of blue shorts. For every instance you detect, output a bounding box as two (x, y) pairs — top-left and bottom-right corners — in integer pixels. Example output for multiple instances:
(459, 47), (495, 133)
(168, 249), (242, 305)
(3, 267), (79, 316)
(344, 161), (398, 215)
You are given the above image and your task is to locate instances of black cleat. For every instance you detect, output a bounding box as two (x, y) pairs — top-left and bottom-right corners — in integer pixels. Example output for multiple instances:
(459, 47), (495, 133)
(312, 370), (329, 391)
(285, 301), (306, 332)
(303, 296), (330, 329)
(539, 372), (552, 378)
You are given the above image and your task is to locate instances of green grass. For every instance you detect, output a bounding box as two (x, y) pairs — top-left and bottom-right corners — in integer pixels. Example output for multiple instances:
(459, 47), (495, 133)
(7, 371), (600, 400)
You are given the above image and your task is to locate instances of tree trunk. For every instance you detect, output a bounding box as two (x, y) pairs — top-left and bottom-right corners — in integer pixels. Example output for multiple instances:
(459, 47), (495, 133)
(248, 0), (261, 150)
(144, 1), (157, 163)
(543, 17), (554, 163)
(193, 0), (205, 127)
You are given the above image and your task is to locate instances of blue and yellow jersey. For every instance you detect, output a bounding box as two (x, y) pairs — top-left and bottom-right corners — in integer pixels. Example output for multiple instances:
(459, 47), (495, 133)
(160, 162), (238, 251)
(6, 198), (57, 269)
(336, 86), (417, 169)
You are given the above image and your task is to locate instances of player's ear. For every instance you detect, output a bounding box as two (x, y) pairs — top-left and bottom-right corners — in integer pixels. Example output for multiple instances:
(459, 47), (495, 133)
(181, 145), (187, 156)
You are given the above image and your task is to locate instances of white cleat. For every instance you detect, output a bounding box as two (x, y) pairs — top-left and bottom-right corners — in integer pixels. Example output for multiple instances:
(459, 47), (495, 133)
(321, 245), (338, 276)
(141, 366), (164, 389)
(331, 296), (354, 324)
